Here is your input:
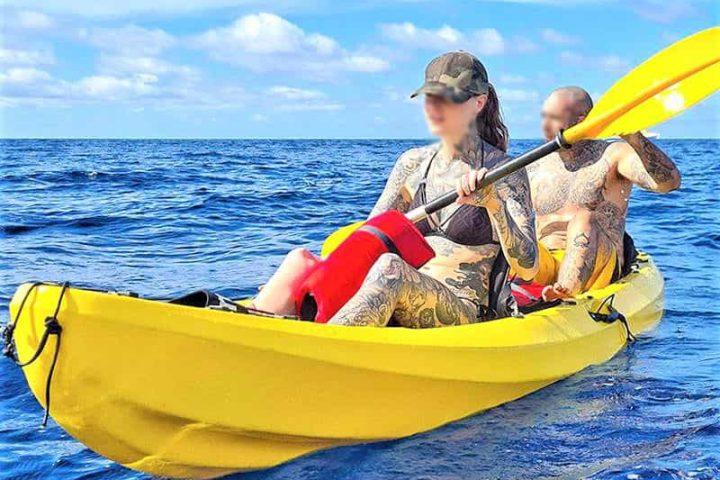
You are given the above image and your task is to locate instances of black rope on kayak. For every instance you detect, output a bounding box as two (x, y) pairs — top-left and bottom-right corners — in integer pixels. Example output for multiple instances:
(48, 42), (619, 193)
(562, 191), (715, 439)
(589, 294), (636, 343)
(2, 282), (68, 427)
(2, 281), (44, 361)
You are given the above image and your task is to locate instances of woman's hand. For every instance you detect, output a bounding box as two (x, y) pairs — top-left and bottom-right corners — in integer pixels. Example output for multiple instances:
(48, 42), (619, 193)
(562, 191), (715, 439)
(456, 168), (496, 207)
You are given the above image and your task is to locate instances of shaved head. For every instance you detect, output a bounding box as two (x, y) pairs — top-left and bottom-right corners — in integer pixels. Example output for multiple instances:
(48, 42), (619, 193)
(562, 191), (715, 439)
(540, 86), (593, 140)
(552, 86), (594, 118)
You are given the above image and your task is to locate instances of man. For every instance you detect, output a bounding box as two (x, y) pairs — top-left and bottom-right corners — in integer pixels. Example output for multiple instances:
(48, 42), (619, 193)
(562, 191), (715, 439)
(526, 86), (681, 300)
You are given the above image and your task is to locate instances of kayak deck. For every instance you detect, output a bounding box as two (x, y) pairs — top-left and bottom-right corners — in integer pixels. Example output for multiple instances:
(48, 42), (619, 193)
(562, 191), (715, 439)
(8, 253), (663, 479)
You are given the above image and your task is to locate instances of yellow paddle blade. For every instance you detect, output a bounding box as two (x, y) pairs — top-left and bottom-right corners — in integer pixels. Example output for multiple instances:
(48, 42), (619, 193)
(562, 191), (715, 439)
(320, 221), (364, 258)
(564, 27), (720, 143)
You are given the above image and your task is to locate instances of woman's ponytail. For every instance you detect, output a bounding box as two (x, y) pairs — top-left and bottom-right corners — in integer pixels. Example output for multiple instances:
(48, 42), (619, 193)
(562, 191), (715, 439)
(476, 84), (509, 152)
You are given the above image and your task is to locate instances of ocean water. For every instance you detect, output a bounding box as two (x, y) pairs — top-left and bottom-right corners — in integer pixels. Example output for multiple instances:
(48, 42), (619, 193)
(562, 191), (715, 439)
(0, 138), (718, 480)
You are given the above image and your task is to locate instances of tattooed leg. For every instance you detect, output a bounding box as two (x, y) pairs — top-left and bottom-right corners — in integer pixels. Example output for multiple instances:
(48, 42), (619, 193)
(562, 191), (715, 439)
(328, 253), (478, 328)
(252, 248), (320, 315)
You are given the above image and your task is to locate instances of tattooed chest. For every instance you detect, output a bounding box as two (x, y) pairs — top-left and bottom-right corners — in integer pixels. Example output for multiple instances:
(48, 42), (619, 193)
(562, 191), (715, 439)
(531, 157), (612, 214)
(426, 162), (472, 195)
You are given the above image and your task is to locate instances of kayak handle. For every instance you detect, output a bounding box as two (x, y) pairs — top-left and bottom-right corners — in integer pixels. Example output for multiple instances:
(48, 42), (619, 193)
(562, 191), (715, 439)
(406, 132), (569, 224)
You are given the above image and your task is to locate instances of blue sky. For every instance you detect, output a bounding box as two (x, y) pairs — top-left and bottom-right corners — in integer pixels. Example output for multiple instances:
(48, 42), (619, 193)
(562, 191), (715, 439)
(0, 0), (718, 138)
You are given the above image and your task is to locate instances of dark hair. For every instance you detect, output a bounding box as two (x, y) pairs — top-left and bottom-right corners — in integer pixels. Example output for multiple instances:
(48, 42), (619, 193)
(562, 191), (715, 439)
(476, 84), (509, 152)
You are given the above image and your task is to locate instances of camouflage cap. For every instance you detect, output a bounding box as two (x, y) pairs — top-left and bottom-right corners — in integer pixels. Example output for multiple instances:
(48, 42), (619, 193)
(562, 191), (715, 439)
(411, 51), (490, 103)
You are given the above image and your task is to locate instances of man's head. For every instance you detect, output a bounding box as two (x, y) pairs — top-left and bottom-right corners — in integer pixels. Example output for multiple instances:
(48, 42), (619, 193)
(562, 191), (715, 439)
(540, 86), (593, 141)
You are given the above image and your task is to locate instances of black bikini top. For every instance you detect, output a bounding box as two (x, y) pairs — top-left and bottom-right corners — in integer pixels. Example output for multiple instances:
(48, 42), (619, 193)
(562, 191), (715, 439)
(408, 143), (498, 247)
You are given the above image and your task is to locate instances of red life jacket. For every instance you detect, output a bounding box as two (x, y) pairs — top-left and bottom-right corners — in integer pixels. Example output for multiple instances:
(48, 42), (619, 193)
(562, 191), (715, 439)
(292, 210), (435, 323)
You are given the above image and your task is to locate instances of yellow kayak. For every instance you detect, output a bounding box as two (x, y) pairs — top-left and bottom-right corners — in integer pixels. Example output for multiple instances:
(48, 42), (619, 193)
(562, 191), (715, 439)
(7, 252), (663, 479)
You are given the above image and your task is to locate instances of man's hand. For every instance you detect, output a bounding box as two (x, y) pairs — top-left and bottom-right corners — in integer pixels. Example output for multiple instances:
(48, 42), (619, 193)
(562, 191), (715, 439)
(542, 283), (573, 301)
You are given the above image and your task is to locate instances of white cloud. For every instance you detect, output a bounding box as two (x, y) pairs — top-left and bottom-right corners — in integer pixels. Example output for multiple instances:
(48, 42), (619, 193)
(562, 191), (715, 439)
(382, 86), (417, 105)
(251, 113), (269, 122)
(510, 35), (540, 54)
(344, 55), (390, 72)
(558, 51), (583, 64)
(0, 67), (52, 84)
(598, 54), (630, 72)
(265, 85), (346, 111)
(497, 88), (539, 102)
(559, 50), (630, 72)
(477, 0), (612, 4)
(15, 10), (55, 29)
(380, 22), (543, 56)
(267, 86), (325, 100)
(0, 68), (69, 104)
(276, 102), (344, 111)
(0, 0), (273, 17)
(3, 0), (609, 17)
(0, 66), (206, 107)
(192, 13), (389, 78)
(499, 73), (527, 84)
(629, 0), (697, 23)
(0, 66), (344, 112)
(98, 54), (198, 79)
(69, 25), (203, 106)
(0, 75), (243, 109)
(0, 47), (55, 66)
(76, 74), (158, 99)
(475, 28), (506, 55)
(78, 25), (176, 55)
(196, 13), (337, 56)
(540, 28), (579, 45)
(380, 23), (464, 49)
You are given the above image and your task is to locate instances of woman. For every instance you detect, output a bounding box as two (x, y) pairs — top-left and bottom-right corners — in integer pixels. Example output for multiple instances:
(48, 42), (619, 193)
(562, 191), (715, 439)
(253, 51), (539, 327)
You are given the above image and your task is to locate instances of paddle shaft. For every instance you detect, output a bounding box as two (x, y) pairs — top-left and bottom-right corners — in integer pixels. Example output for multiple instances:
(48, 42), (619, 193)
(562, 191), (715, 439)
(406, 132), (568, 223)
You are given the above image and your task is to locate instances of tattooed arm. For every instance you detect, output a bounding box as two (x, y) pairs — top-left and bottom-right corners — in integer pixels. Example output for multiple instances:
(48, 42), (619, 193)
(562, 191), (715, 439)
(556, 227), (596, 296)
(460, 167), (539, 280)
(615, 132), (681, 193)
(368, 147), (427, 218)
(487, 169), (539, 280)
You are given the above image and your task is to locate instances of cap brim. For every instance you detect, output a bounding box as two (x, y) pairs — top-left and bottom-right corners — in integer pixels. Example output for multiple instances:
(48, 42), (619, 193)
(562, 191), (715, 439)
(410, 82), (473, 103)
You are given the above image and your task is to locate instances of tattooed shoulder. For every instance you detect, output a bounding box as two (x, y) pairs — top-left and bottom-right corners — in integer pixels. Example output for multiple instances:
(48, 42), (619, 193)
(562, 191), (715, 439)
(402, 143), (439, 188)
(369, 143), (438, 216)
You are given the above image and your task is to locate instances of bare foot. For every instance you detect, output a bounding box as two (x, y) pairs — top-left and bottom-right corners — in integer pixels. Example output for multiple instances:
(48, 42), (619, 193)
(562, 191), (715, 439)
(542, 283), (573, 301)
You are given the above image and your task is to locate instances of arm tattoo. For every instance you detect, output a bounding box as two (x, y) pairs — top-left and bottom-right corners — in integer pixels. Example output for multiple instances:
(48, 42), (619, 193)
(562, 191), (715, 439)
(369, 148), (426, 217)
(557, 230), (597, 293)
(573, 232), (591, 248)
(621, 135), (681, 192)
(557, 207), (622, 294)
(483, 168), (539, 273)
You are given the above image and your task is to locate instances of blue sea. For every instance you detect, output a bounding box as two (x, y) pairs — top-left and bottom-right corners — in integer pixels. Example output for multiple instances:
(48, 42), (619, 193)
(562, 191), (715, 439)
(1, 139), (718, 480)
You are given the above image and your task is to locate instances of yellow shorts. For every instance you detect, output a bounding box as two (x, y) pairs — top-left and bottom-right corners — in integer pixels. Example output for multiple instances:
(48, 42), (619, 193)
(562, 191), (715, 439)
(529, 243), (619, 291)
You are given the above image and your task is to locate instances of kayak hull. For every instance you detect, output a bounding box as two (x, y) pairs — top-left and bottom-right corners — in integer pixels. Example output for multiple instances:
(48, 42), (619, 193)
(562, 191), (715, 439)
(8, 254), (663, 478)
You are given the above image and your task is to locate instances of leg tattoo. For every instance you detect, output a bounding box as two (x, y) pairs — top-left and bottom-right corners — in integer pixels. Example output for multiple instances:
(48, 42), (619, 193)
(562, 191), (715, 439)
(328, 253), (478, 328)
